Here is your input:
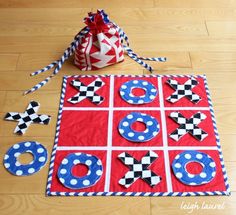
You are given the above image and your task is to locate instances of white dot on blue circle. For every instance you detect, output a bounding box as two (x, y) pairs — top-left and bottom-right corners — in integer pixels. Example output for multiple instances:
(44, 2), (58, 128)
(13, 144), (20, 149)
(62, 158), (68, 165)
(24, 142), (31, 147)
(16, 170), (23, 175)
(85, 160), (92, 166)
(70, 179), (77, 185)
(122, 121), (129, 127)
(60, 169), (67, 174)
(96, 170), (102, 176)
(83, 180), (90, 186)
(184, 154), (191, 159)
(37, 148), (44, 153)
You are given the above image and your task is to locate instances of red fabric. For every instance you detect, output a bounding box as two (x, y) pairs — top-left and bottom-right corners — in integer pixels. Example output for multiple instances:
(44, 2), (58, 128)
(74, 11), (124, 71)
(50, 76), (227, 194)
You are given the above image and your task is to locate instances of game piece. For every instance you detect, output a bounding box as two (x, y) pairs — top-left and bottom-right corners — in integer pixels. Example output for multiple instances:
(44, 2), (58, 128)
(169, 111), (208, 141)
(118, 151), (161, 188)
(118, 112), (160, 142)
(57, 152), (103, 189)
(172, 150), (216, 186)
(119, 80), (157, 104)
(4, 101), (51, 135)
(68, 78), (105, 105)
(4, 141), (47, 176)
(166, 78), (201, 104)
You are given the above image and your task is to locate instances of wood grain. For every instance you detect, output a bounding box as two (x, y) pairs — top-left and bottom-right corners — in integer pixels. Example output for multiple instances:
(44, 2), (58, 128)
(0, 54), (19, 71)
(0, 1), (236, 215)
(0, 195), (150, 215)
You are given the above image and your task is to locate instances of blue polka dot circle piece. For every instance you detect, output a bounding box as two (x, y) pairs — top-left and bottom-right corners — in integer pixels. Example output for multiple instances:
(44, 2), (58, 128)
(118, 112), (160, 142)
(3, 141), (47, 176)
(119, 80), (157, 104)
(57, 152), (103, 189)
(172, 150), (216, 186)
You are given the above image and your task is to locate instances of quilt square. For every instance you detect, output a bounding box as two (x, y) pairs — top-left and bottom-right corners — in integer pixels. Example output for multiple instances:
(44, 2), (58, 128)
(46, 75), (230, 197)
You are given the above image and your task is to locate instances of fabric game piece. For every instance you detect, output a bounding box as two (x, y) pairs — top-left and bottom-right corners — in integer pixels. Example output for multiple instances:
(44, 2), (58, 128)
(57, 152), (103, 190)
(172, 150), (216, 186)
(169, 111), (208, 141)
(68, 78), (105, 105)
(4, 101), (51, 135)
(166, 77), (201, 104)
(119, 80), (157, 104)
(3, 141), (47, 176)
(118, 151), (161, 188)
(24, 10), (166, 95)
(118, 112), (160, 142)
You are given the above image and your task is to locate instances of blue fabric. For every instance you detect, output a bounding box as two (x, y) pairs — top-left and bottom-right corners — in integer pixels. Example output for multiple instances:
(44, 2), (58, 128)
(172, 150), (216, 186)
(3, 141), (47, 176)
(57, 153), (103, 189)
(119, 80), (157, 104)
(118, 112), (160, 142)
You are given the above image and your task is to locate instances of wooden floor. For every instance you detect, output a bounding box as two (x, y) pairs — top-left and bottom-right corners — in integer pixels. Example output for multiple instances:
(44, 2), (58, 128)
(0, 0), (236, 214)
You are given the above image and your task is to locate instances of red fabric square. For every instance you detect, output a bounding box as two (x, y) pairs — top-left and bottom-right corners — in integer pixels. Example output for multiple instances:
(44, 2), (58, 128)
(169, 150), (227, 192)
(114, 76), (160, 107)
(50, 150), (107, 193)
(63, 76), (110, 107)
(58, 111), (108, 146)
(162, 77), (209, 107)
(166, 110), (217, 146)
(110, 150), (167, 192)
(112, 110), (163, 147)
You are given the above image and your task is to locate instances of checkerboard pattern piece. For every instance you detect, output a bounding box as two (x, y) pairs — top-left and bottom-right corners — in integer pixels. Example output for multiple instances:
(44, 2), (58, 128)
(46, 75), (230, 196)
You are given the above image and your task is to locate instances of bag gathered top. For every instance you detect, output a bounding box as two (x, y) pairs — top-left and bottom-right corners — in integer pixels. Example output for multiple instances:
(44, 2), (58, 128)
(24, 9), (167, 95)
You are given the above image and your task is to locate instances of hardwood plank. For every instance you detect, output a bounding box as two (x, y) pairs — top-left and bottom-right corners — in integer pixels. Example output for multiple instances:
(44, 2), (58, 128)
(0, 54), (19, 71)
(0, 194), (150, 215)
(0, 21), (208, 37)
(220, 135), (236, 162)
(0, 0), (153, 8)
(214, 106), (236, 135)
(190, 52), (236, 70)
(0, 91), (6, 112)
(1, 8), (236, 26)
(104, 8), (236, 23)
(207, 21), (236, 37)
(3, 36), (236, 53)
(151, 192), (236, 215)
(155, 0), (236, 8)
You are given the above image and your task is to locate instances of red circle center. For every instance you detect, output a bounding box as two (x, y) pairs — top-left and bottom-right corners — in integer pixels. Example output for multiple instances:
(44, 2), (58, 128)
(131, 121), (147, 132)
(185, 162), (203, 175)
(131, 88), (146, 97)
(72, 164), (89, 177)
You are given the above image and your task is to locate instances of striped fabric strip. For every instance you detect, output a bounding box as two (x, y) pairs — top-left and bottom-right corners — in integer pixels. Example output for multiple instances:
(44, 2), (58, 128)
(114, 23), (167, 72)
(24, 27), (89, 95)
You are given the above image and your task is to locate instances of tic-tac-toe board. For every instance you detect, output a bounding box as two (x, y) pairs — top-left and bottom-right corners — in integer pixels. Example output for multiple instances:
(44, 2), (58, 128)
(46, 75), (230, 196)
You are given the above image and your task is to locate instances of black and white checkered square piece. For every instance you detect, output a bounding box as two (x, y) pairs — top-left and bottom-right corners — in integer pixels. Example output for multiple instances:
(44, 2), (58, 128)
(118, 151), (161, 188)
(68, 78), (105, 105)
(4, 101), (51, 135)
(169, 111), (208, 141)
(166, 77), (201, 104)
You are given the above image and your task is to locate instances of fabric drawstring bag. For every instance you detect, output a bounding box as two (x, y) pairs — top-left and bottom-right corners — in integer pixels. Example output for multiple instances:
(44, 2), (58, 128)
(24, 9), (166, 95)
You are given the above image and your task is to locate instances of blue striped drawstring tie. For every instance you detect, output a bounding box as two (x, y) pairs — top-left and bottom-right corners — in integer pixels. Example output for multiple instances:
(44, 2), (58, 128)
(24, 27), (89, 95)
(114, 23), (167, 72)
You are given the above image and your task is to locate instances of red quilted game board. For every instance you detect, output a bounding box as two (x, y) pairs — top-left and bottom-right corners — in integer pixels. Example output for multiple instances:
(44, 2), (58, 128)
(46, 75), (230, 196)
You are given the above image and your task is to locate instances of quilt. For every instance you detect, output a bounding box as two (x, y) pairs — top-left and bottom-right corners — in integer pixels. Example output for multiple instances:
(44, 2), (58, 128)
(46, 75), (230, 196)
